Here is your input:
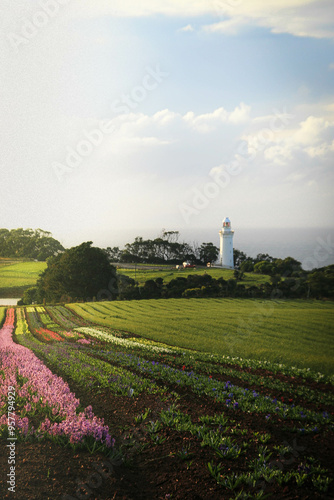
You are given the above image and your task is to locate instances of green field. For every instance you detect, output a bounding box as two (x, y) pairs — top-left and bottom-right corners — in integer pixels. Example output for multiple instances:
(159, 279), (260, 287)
(68, 298), (334, 376)
(0, 261), (46, 297)
(0, 261), (269, 298)
(117, 265), (270, 286)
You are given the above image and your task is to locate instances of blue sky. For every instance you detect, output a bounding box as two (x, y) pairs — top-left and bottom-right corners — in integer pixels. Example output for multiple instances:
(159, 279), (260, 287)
(0, 0), (333, 251)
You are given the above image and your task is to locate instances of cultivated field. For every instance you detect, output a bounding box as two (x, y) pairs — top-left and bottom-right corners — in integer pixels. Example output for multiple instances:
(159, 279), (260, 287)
(0, 301), (333, 499)
(69, 298), (334, 375)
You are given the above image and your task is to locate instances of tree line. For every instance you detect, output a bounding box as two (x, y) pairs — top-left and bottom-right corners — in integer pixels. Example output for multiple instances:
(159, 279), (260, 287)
(117, 265), (334, 301)
(105, 230), (220, 265)
(0, 228), (64, 261)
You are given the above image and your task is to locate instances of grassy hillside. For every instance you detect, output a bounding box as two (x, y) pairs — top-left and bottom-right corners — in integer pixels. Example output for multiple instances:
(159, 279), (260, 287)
(68, 298), (334, 375)
(0, 261), (46, 297)
(117, 265), (270, 286)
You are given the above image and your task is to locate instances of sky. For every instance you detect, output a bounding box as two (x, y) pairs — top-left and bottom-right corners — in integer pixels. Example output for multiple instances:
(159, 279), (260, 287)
(0, 0), (333, 258)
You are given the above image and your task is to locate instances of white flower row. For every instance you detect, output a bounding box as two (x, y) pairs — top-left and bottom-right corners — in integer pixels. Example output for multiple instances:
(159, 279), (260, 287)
(74, 327), (175, 354)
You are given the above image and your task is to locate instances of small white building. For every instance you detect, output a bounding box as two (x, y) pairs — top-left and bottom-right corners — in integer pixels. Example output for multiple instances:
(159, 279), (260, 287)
(218, 217), (234, 269)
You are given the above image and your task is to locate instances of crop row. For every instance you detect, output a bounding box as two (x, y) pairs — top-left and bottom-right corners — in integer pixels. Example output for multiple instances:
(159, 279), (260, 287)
(74, 326), (177, 354)
(17, 332), (164, 399)
(145, 405), (331, 492)
(24, 305), (180, 355)
(23, 307), (84, 344)
(78, 347), (331, 426)
(0, 307), (6, 328)
(130, 348), (334, 408)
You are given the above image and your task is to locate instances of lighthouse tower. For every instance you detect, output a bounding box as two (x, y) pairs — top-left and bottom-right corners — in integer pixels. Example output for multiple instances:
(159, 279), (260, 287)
(219, 217), (234, 268)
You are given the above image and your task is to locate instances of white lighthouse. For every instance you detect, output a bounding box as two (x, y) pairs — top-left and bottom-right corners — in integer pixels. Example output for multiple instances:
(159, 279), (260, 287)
(219, 217), (234, 268)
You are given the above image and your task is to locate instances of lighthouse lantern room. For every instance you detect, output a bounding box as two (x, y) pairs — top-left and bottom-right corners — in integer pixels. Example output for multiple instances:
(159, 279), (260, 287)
(219, 217), (234, 269)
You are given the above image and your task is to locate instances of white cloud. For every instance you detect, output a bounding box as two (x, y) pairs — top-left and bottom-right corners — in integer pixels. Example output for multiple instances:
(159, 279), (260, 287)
(58, 0), (334, 39)
(63, 104), (334, 218)
(153, 109), (180, 125)
(182, 103), (251, 132)
(306, 139), (334, 158)
(228, 103), (251, 123)
(206, 0), (334, 39)
(203, 17), (248, 35)
(178, 24), (194, 32)
(106, 104), (251, 145)
(293, 116), (333, 145)
(264, 145), (294, 165)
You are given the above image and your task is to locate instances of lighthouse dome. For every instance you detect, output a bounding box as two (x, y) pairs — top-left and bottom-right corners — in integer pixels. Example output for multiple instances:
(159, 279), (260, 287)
(223, 217), (231, 228)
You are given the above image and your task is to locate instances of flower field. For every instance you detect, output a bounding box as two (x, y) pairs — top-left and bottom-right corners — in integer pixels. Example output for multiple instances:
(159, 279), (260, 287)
(0, 309), (114, 449)
(0, 301), (333, 499)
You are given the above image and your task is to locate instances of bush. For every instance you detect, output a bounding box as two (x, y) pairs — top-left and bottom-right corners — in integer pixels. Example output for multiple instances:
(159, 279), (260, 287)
(182, 288), (202, 298)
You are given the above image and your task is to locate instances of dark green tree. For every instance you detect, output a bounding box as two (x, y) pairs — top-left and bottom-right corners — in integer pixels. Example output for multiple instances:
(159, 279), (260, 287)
(240, 258), (254, 272)
(199, 242), (219, 265)
(36, 242), (117, 303)
(105, 246), (122, 262)
(254, 260), (277, 276)
(0, 228), (64, 260)
(234, 249), (248, 267)
(274, 257), (302, 276)
(255, 253), (275, 263)
(306, 266), (334, 298)
(234, 269), (245, 281)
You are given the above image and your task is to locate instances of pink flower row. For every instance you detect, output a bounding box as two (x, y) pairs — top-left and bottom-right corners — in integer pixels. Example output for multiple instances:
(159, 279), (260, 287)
(0, 309), (114, 449)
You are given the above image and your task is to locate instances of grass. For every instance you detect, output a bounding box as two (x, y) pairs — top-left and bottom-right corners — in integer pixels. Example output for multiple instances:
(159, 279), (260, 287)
(0, 257), (24, 266)
(68, 298), (334, 376)
(0, 261), (46, 297)
(117, 265), (270, 286)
